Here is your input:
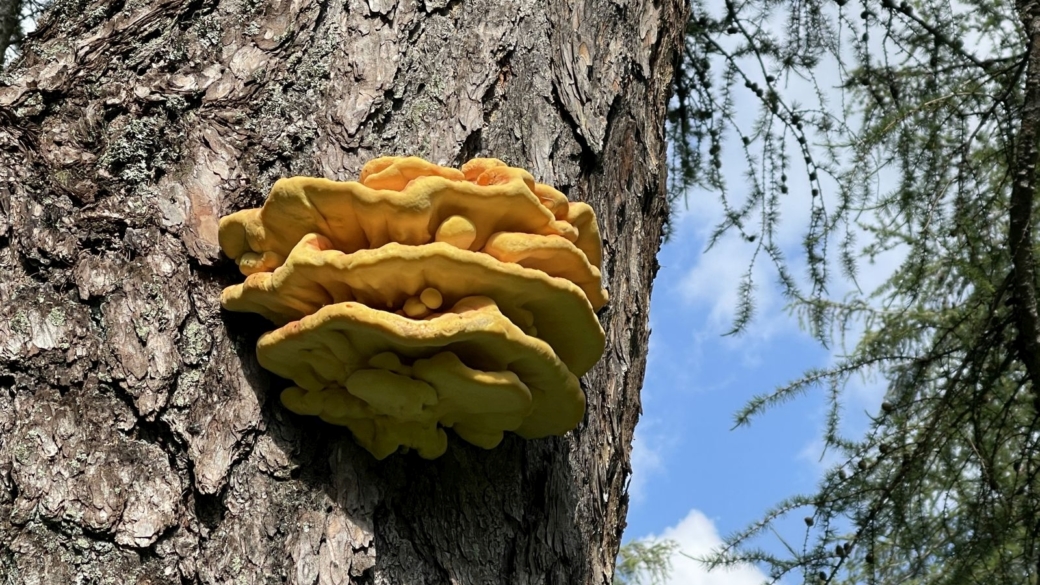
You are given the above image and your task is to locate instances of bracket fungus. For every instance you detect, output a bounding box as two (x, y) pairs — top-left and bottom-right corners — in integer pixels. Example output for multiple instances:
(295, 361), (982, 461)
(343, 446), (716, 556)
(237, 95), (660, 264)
(219, 157), (608, 459)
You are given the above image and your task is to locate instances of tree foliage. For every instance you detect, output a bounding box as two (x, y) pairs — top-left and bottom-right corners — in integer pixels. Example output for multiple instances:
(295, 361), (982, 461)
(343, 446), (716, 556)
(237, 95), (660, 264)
(614, 540), (679, 585)
(667, 0), (1040, 581)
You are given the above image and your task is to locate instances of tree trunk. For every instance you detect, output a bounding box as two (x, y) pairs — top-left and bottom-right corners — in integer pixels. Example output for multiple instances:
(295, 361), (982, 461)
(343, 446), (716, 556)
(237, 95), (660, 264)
(0, 0), (684, 582)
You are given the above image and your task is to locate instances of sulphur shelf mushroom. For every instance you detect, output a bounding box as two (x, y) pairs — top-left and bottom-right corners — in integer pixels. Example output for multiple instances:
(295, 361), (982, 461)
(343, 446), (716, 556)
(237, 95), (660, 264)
(264, 297), (585, 458)
(222, 233), (605, 375)
(219, 156), (607, 459)
(218, 158), (592, 275)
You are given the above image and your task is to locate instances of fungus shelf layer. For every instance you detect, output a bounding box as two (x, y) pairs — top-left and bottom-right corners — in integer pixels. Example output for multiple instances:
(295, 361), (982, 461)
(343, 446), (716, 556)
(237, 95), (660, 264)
(483, 232), (607, 310)
(218, 157), (603, 277)
(219, 157), (607, 459)
(265, 296), (585, 458)
(222, 234), (605, 375)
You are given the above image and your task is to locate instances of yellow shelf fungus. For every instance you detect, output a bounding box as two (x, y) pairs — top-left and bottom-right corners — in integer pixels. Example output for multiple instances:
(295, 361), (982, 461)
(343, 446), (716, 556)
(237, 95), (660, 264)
(483, 232), (608, 310)
(265, 297), (585, 458)
(222, 234), (604, 376)
(222, 161), (574, 274)
(219, 156), (607, 459)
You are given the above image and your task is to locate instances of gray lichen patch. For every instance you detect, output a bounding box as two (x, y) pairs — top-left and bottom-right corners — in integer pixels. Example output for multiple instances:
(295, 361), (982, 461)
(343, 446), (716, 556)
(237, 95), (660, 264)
(191, 14), (225, 48)
(98, 116), (180, 185)
(179, 317), (213, 366)
(170, 368), (204, 408)
(236, 20), (338, 185)
(0, 297), (92, 363)
(46, 307), (66, 330)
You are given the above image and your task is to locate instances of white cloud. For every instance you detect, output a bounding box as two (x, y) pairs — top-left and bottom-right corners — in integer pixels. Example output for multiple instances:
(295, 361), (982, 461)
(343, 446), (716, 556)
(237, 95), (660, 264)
(667, 203), (794, 355)
(648, 509), (770, 585)
(669, 169), (816, 346)
(629, 423), (669, 503)
(677, 233), (780, 335)
(797, 436), (845, 476)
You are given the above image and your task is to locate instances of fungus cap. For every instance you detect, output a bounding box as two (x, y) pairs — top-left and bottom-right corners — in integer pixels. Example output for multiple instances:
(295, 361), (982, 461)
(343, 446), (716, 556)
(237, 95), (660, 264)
(263, 296), (585, 458)
(359, 156), (465, 190)
(222, 233), (605, 375)
(483, 232), (608, 310)
(218, 172), (580, 275)
(565, 202), (603, 269)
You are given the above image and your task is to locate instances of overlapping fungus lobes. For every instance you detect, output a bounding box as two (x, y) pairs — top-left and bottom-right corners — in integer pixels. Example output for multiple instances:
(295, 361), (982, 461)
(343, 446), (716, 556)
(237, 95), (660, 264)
(219, 157), (607, 459)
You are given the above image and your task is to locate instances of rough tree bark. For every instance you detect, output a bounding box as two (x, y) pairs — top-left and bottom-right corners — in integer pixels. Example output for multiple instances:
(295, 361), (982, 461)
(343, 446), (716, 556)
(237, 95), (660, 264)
(0, 0), (685, 582)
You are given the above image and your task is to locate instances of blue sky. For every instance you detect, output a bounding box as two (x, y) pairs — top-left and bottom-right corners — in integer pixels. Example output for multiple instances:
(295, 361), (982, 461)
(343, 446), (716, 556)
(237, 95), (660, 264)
(626, 194), (830, 527)
(625, 196), (830, 533)
(623, 155), (900, 583)
(618, 8), (916, 576)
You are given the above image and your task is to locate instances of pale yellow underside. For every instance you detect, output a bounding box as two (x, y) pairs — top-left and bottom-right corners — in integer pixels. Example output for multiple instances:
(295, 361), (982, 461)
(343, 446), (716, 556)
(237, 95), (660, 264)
(264, 297), (585, 459)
